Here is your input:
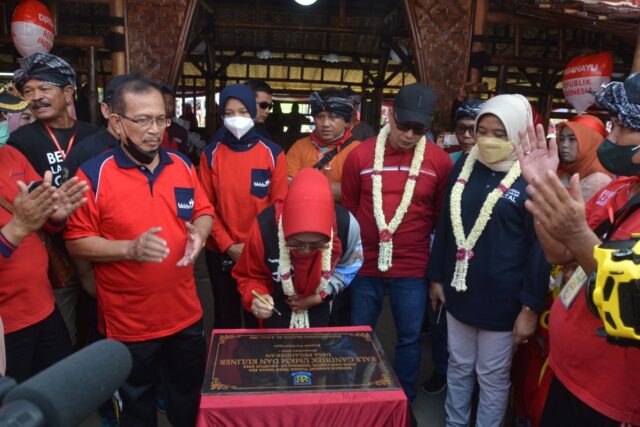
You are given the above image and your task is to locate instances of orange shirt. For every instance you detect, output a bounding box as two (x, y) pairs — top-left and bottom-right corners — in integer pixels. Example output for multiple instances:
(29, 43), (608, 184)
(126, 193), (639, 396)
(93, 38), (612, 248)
(286, 132), (360, 184)
(199, 139), (288, 253)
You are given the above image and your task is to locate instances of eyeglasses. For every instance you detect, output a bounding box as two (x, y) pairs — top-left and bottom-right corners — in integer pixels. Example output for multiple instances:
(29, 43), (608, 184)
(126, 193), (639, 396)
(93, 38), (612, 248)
(258, 101), (272, 110)
(118, 114), (171, 129)
(455, 124), (475, 135)
(394, 114), (426, 134)
(285, 242), (330, 251)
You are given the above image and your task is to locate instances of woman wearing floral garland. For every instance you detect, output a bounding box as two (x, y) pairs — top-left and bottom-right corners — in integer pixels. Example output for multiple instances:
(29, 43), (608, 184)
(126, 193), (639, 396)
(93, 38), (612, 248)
(233, 168), (363, 328)
(428, 94), (551, 427)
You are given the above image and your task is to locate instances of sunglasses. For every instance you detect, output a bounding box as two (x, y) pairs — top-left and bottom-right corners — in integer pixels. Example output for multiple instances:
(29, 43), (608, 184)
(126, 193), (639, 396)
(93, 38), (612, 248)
(395, 121), (427, 135)
(455, 124), (475, 135)
(258, 101), (272, 110)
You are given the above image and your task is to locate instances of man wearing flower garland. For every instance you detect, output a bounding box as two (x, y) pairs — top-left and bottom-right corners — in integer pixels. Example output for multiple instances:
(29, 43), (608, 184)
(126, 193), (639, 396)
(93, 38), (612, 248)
(341, 83), (453, 401)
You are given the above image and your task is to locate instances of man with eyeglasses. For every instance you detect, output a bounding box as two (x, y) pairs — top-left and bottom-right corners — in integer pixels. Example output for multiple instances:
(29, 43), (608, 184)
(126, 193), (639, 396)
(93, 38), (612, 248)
(7, 53), (100, 347)
(245, 79), (274, 139)
(64, 76), (214, 426)
(342, 83), (453, 405)
(442, 99), (485, 164)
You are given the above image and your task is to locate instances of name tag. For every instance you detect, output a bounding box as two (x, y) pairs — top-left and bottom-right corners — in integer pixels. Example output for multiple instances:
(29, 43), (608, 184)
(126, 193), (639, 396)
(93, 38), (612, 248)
(559, 266), (587, 310)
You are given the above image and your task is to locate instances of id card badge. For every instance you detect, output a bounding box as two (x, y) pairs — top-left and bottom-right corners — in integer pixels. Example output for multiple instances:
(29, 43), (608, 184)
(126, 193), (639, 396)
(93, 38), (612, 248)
(559, 266), (587, 310)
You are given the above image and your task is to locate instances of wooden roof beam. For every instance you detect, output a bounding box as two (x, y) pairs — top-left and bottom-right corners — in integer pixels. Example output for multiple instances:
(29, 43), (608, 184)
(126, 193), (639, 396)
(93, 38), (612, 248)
(213, 21), (408, 37)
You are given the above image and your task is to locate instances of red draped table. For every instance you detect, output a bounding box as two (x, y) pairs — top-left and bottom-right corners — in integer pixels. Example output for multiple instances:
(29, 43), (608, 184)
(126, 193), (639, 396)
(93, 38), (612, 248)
(197, 326), (409, 427)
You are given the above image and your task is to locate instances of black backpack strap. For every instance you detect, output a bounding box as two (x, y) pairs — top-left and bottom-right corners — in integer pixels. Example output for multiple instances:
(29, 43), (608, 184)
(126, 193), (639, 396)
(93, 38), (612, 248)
(593, 190), (640, 240)
(313, 137), (356, 171)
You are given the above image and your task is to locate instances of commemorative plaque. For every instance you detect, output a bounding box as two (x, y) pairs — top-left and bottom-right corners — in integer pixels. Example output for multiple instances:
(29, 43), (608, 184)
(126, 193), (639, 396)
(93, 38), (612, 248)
(202, 330), (400, 394)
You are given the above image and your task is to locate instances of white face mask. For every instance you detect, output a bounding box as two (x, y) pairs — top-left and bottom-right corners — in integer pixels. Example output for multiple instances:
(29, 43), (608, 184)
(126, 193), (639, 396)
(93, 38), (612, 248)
(224, 116), (254, 140)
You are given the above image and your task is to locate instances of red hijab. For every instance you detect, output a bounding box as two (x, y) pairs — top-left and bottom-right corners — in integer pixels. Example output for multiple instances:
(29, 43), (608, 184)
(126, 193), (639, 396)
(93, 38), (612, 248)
(275, 168), (343, 298)
(557, 115), (611, 178)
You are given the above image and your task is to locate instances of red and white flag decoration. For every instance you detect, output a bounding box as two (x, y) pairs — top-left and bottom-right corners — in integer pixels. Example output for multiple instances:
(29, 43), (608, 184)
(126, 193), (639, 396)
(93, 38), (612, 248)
(11, 0), (55, 58)
(562, 52), (613, 114)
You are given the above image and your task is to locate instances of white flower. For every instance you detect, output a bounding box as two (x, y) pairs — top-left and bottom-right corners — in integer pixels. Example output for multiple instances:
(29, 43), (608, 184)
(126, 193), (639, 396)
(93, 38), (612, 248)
(450, 146), (521, 292)
(372, 124), (426, 272)
(277, 216), (333, 328)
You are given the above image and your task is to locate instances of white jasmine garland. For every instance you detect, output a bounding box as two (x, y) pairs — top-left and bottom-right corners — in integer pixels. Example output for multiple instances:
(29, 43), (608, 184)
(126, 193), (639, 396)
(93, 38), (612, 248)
(372, 123), (426, 272)
(450, 145), (521, 292)
(277, 216), (333, 328)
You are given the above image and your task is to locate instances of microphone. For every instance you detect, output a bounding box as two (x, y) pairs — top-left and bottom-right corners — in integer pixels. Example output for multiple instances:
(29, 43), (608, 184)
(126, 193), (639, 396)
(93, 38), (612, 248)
(0, 339), (132, 427)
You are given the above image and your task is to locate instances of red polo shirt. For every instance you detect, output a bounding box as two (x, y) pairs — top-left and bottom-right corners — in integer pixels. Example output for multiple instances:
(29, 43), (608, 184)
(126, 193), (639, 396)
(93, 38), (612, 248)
(341, 136), (452, 278)
(0, 145), (55, 334)
(65, 146), (214, 342)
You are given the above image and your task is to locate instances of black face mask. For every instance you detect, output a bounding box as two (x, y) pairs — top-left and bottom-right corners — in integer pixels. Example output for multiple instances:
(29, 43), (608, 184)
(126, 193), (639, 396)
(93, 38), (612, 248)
(119, 122), (158, 165)
(596, 138), (640, 177)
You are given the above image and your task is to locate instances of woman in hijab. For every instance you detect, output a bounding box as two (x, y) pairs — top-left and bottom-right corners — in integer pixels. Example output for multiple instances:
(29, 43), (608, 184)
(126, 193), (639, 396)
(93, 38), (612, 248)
(556, 115), (612, 201)
(198, 83), (288, 329)
(233, 168), (363, 328)
(428, 94), (550, 427)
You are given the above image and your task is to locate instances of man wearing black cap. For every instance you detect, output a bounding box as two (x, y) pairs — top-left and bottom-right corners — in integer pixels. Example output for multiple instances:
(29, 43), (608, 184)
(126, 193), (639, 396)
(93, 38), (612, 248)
(7, 53), (99, 346)
(342, 83), (453, 403)
(518, 73), (640, 426)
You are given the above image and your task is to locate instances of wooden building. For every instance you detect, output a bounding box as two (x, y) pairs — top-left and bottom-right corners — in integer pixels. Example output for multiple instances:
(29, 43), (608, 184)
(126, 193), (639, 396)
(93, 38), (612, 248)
(0, 0), (639, 136)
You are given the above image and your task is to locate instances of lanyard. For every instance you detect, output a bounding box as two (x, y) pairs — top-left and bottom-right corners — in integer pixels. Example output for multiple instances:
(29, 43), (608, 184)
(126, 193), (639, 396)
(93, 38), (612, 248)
(44, 123), (78, 160)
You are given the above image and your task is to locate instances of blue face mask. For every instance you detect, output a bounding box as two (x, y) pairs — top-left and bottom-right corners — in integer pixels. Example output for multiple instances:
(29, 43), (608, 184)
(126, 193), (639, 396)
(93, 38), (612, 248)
(0, 121), (8, 147)
(596, 138), (640, 177)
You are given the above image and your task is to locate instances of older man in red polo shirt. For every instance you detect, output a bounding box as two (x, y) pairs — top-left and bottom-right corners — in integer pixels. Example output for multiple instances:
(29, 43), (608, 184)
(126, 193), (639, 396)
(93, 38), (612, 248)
(64, 75), (214, 426)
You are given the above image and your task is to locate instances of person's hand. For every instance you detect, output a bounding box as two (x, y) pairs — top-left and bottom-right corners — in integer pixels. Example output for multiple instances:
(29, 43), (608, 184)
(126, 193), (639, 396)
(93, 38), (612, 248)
(11, 171), (57, 235)
(515, 123), (559, 184)
(286, 294), (322, 313)
(429, 281), (446, 311)
(226, 243), (244, 262)
(49, 176), (89, 223)
(177, 222), (204, 267)
(513, 306), (538, 344)
(251, 293), (275, 319)
(525, 172), (589, 243)
(128, 227), (170, 263)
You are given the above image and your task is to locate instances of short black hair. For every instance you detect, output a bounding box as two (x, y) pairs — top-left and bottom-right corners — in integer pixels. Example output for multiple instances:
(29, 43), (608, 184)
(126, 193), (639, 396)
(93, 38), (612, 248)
(244, 79), (272, 95)
(160, 83), (175, 97)
(110, 74), (163, 115)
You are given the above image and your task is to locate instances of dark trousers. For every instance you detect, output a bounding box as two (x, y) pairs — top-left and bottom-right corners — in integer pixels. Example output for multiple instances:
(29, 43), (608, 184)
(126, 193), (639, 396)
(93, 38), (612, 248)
(119, 320), (206, 427)
(205, 249), (258, 329)
(5, 307), (72, 383)
(540, 376), (620, 427)
(328, 287), (352, 326)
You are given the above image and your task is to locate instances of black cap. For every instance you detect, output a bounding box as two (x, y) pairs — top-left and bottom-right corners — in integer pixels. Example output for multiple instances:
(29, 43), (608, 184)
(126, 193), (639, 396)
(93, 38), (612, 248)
(393, 83), (437, 130)
(0, 86), (28, 113)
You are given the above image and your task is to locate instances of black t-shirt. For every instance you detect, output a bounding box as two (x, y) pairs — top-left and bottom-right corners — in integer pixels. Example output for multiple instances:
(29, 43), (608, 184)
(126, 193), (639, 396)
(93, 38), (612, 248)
(8, 120), (99, 186)
(62, 128), (119, 179)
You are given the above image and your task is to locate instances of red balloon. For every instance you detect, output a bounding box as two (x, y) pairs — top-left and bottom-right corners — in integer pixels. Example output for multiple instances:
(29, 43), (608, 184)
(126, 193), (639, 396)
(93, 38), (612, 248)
(11, 0), (55, 58)
(562, 52), (613, 114)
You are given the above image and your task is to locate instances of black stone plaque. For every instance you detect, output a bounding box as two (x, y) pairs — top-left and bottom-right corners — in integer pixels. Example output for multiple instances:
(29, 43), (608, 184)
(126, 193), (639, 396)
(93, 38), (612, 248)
(202, 331), (401, 394)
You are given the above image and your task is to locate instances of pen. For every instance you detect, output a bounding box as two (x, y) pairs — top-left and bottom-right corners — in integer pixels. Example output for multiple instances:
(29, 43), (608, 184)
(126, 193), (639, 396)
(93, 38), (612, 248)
(251, 290), (282, 316)
(436, 303), (444, 325)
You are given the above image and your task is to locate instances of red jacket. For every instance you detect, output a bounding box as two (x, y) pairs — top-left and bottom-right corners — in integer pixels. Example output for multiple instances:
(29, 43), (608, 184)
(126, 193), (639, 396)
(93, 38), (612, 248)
(341, 137), (452, 277)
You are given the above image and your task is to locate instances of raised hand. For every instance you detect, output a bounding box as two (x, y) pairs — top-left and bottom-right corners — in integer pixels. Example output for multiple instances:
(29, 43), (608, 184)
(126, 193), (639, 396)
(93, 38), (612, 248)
(49, 176), (89, 223)
(128, 227), (170, 263)
(12, 171), (58, 235)
(515, 123), (559, 184)
(176, 221), (204, 267)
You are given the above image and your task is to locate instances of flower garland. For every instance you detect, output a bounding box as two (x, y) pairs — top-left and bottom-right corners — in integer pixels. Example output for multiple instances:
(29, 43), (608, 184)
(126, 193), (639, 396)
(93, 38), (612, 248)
(450, 145), (521, 292)
(277, 216), (333, 328)
(372, 123), (426, 272)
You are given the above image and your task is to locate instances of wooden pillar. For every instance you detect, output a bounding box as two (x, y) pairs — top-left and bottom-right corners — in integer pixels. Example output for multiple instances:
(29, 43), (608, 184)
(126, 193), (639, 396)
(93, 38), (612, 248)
(110, 0), (126, 75)
(469, 0), (488, 84)
(88, 46), (98, 126)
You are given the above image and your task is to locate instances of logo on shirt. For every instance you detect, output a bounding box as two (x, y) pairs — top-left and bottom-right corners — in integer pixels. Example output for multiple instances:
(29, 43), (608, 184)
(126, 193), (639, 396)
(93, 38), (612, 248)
(595, 189), (616, 207)
(174, 187), (195, 221)
(251, 168), (271, 199)
(253, 179), (271, 188)
(178, 199), (194, 209)
(502, 188), (521, 204)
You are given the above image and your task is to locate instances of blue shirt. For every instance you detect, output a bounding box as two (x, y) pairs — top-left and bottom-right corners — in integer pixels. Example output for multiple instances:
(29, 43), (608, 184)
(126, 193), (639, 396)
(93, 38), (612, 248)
(428, 153), (550, 331)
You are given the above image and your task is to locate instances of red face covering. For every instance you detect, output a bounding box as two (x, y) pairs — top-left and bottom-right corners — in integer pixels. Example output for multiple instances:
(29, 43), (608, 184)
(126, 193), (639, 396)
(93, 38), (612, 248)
(310, 129), (354, 149)
(277, 168), (343, 298)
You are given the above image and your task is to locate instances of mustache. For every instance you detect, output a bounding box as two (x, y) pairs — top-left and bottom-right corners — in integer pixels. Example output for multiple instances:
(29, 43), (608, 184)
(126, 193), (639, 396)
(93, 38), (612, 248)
(30, 100), (51, 109)
(143, 137), (161, 144)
